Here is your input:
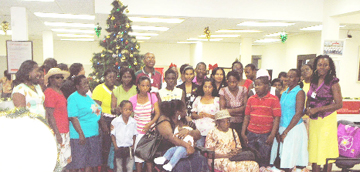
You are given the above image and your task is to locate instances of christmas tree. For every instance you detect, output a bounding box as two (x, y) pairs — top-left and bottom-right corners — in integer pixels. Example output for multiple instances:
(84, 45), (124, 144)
(89, 0), (142, 89)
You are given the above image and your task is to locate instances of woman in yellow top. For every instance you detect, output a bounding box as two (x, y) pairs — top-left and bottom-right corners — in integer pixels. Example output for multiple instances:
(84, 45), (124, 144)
(301, 64), (313, 136)
(92, 68), (117, 172)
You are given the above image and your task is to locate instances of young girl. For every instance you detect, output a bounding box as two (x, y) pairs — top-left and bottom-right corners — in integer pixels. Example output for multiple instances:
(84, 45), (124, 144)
(111, 100), (137, 172)
(154, 124), (194, 171)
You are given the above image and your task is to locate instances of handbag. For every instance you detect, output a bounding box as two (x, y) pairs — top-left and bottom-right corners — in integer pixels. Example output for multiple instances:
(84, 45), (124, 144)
(229, 129), (260, 162)
(135, 120), (169, 161)
(338, 123), (360, 158)
(273, 140), (281, 169)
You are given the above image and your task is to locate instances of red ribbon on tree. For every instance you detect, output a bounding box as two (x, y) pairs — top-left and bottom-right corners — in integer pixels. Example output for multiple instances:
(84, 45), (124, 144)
(209, 63), (218, 70)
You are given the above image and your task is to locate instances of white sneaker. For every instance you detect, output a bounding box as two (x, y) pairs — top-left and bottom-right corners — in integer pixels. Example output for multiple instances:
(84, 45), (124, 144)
(163, 163), (173, 171)
(154, 157), (167, 165)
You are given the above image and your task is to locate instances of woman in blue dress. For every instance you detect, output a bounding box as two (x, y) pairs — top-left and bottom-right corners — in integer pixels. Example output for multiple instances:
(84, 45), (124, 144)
(270, 69), (308, 172)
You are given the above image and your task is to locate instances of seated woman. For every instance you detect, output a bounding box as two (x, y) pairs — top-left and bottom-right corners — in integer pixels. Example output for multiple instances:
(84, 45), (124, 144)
(156, 100), (210, 172)
(205, 110), (259, 172)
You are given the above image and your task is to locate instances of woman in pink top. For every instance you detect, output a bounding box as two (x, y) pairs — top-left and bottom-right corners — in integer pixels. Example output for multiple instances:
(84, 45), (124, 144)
(129, 76), (160, 172)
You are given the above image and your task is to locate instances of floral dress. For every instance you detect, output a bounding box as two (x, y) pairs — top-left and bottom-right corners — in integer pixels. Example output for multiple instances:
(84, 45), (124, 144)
(205, 128), (259, 172)
(191, 96), (219, 136)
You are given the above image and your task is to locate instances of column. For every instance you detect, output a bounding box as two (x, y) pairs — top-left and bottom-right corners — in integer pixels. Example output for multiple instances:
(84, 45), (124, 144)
(11, 7), (28, 41)
(42, 31), (54, 60)
(190, 42), (203, 66)
(240, 37), (253, 66)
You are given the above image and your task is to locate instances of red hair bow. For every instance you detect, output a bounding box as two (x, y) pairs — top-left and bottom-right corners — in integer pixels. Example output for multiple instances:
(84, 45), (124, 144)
(209, 63), (218, 70)
(169, 63), (177, 68)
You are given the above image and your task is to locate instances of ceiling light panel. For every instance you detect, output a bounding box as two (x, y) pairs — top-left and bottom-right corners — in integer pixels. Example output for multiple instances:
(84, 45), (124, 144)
(300, 25), (346, 31)
(129, 32), (159, 36)
(199, 34), (240, 38)
(0, 30), (12, 35)
(52, 28), (94, 34)
(61, 38), (94, 41)
(45, 22), (95, 28)
(216, 29), (262, 33)
(34, 12), (95, 20)
(129, 17), (184, 23)
(177, 42), (198, 44)
(238, 21), (295, 27)
(187, 38), (222, 41)
(265, 32), (285, 37)
(57, 34), (94, 38)
(135, 36), (151, 40)
(254, 38), (281, 43)
(132, 25), (169, 31)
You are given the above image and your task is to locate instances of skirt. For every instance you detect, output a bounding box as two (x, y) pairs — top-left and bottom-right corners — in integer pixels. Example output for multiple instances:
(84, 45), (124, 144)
(308, 111), (339, 165)
(270, 123), (308, 168)
(57, 132), (72, 168)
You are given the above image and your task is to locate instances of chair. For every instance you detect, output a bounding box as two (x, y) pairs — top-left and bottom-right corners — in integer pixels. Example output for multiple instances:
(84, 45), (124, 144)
(195, 146), (216, 172)
(325, 120), (360, 172)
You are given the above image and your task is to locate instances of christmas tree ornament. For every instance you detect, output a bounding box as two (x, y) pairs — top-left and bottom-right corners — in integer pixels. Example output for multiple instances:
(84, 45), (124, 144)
(116, 46), (120, 49)
(101, 54), (105, 57)
(118, 53), (122, 57)
(112, 54), (117, 58)
(111, 16), (115, 20)
(121, 49), (129, 54)
(125, 40), (129, 45)
(118, 66), (121, 69)
(280, 32), (288, 43)
(135, 44), (139, 49)
(125, 23), (130, 29)
(130, 47), (134, 50)
(103, 39), (106, 43)
(130, 54), (133, 57)
(204, 26), (211, 40)
(131, 38), (136, 43)
(94, 23), (102, 38)
(126, 9), (129, 13)
(97, 62), (100, 65)
(95, 79), (100, 82)
(134, 61), (138, 65)
(120, 38), (124, 42)
(116, 8), (120, 12)
(115, 62), (118, 65)
(106, 35), (110, 38)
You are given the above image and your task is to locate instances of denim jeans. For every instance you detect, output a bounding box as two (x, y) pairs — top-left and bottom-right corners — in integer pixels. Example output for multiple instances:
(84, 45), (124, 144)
(196, 136), (206, 147)
(163, 146), (188, 167)
(246, 131), (272, 167)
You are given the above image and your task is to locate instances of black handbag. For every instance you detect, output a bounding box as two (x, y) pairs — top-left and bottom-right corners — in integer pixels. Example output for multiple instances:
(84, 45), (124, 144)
(273, 141), (281, 169)
(135, 120), (169, 161)
(229, 129), (260, 162)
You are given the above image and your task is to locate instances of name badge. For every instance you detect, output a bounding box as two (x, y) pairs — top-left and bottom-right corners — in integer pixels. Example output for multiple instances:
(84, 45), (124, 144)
(311, 92), (317, 99)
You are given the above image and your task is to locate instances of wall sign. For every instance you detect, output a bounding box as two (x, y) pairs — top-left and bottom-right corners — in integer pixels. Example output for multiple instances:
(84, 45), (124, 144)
(6, 41), (33, 74)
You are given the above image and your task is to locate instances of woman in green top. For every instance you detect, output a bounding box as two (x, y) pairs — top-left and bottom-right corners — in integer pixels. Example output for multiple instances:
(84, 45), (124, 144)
(111, 68), (137, 114)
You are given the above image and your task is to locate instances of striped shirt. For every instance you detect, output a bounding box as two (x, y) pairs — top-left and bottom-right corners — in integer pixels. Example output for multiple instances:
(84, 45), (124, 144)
(245, 92), (281, 134)
(134, 101), (152, 134)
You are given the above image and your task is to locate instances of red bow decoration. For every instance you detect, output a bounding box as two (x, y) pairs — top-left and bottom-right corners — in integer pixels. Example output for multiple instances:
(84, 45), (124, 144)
(209, 63), (218, 70)
(169, 63), (177, 68)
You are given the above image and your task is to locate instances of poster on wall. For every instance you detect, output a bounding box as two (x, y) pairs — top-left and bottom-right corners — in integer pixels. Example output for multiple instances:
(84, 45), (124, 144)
(323, 40), (344, 56)
(6, 41), (33, 74)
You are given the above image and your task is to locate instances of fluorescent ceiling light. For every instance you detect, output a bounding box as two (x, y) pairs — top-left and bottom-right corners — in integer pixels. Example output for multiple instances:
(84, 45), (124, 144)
(137, 41), (145, 43)
(199, 34), (240, 38)
(135, 36), (151, 40)
(238, 21), (295, 27)
(216, 29), (262, 33)
(51, 28), (94, 34)
(0, 30), (12, 35)
(132, 25), (169, 31)
(300, 25), (346, 31)
(34, 12), (95, 20)
(187, 38), (222, 41)
(254, 38), (281, 43)
(129, 17), (184, 23)
(177, 42), (198, 44)
(23, 0), (54, 1)
(61, 38), (94, 41)
(265, 32), (287, 37)
(45, 22), (95, 28)
(57, 34), (94, 38)
(129, 32), (159, 36)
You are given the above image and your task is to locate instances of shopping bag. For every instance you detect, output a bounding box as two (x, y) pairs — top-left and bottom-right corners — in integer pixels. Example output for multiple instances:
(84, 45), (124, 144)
(338, 123), (360, 158)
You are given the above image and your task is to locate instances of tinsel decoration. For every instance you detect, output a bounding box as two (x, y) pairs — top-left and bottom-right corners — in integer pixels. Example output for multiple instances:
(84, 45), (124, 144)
(280, 32), (288, 43)
(1, 21), (9, 35)
(204, 26), (211, 40)
(94, 23), (102, 38)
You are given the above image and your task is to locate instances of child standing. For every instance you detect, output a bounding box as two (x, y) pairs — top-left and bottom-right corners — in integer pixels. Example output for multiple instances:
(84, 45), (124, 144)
(241, 76), (281, 168)
(111, 100), (137, 172)
(154, 125), (194, 171)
